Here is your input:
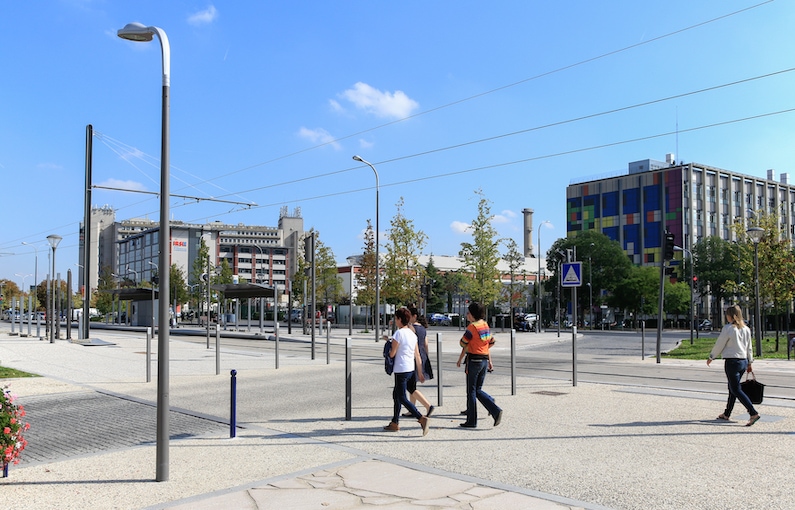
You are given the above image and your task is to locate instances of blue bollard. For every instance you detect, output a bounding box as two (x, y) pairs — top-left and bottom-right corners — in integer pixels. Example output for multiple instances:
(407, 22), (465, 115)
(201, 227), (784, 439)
(230, 369), (237, 438)
(3, 462), (8, 477)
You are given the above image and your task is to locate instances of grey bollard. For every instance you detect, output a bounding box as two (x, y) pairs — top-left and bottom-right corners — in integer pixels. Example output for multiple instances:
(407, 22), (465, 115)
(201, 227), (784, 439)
(146, 327), (152, 383)
(345, 337), (352, 421)
(511, 329), (516, 396)
(230, 369), (237, 438)
(436, 333), (443, 407)
(216, 325), (221, 375)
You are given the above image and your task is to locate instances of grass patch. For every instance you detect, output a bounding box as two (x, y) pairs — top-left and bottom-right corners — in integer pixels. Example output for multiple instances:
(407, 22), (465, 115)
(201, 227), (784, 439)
(664, 335), (793, 360)
(0, 366), (38, 379)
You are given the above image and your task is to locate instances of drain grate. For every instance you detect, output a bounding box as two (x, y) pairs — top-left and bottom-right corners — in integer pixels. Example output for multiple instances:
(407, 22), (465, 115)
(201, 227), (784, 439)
(532, 390), (567, 396)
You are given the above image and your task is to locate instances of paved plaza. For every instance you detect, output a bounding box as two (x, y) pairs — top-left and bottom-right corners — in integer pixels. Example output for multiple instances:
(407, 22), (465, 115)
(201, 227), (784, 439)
(1, 322), (794, 509)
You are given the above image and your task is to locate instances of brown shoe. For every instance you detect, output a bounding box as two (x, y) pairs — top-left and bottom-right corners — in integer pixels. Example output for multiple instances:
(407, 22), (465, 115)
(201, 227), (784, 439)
(383, 422), (399, 431)
(418, 416), (430, 436)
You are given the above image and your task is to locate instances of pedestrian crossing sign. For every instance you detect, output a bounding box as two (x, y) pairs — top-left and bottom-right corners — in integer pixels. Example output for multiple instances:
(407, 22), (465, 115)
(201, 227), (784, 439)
(561, 262), (582, 287)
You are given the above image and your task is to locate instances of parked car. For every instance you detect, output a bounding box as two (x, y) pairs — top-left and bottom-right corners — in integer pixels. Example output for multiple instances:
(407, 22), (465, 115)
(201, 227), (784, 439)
(514, 313), (536, 331)
(697, 319), (712, 331)
(428, 313), (452, 326)
(290, 310), (303, 323)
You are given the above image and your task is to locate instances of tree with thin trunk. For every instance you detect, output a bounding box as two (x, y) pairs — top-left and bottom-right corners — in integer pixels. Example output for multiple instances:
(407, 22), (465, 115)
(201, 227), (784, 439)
(459, 190), (502, 311)
(383, 197), (427, 306)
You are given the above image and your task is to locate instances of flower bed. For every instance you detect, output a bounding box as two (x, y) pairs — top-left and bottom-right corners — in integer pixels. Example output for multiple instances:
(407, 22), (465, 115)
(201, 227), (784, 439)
(1, 385), (30, 476)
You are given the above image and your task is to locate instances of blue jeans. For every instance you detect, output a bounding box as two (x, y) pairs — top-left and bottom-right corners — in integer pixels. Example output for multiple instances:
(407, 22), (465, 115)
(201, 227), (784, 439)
(723, 358), (758, 418)
(393, 371), (422, 423)
(465, 358), (501, 426)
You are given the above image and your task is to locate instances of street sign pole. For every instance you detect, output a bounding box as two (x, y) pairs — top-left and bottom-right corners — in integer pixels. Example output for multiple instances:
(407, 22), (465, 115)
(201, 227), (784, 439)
(561, 258), (582, 387)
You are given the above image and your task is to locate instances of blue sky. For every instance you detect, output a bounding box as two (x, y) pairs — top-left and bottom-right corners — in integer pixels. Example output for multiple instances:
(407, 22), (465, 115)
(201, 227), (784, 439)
(1, 1), (794, 288)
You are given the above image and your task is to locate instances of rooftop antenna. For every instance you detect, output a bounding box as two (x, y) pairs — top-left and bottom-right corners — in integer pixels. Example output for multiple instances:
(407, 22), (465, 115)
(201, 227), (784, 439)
(676, 107), (679, 164)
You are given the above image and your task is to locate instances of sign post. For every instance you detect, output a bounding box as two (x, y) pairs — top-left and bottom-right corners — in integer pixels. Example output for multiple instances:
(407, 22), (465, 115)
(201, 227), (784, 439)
(562, 261), (582, 386)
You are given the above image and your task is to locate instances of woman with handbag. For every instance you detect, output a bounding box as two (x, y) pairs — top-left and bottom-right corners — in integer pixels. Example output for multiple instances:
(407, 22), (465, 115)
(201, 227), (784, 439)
(707, 305), (761, 427)
(382, 307), (430, 435)
(401, 305), (435, 418)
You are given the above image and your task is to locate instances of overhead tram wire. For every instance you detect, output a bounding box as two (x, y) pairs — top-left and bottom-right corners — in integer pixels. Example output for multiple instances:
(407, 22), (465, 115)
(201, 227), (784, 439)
(177, 0), (774, 189)
(3, 2), (774, 247)
(202, 66), (795, 201)
(180, 106), (795, 224)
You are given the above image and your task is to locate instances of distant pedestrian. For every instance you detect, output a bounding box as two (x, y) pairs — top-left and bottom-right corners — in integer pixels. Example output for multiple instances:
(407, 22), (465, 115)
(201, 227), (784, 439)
(457, 302), (502, 428)
(707, 305), (760, 427)
(383, 307), (430, 435)
(401, 305), (434, 418)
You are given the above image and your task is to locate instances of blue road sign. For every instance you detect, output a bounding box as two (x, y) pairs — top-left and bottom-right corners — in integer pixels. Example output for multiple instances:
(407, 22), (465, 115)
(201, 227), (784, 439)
(561, 262), (582, 287)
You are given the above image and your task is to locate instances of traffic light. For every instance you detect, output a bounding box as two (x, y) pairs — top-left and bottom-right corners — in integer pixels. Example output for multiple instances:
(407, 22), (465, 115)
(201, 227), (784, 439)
(304, 233), (315, 264)
(663, 230), (676, 260)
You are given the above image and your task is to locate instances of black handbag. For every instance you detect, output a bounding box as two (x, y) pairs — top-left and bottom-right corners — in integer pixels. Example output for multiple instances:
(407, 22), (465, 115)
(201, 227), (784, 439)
(423, 357), (434, 380)
(741, 372), (764, 404)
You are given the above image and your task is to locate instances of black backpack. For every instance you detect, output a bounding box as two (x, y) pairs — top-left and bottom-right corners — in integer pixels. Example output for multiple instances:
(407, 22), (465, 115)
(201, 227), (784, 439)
(383, 340), (394, 375)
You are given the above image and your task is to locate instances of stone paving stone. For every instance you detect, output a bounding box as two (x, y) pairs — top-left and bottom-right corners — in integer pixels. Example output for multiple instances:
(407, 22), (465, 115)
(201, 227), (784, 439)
(17, 391), (229, 465)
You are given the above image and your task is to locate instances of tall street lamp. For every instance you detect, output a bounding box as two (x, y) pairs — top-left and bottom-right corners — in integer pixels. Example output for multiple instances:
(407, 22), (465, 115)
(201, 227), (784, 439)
(148, 261), (158, 330)
(352, 155), (380, 343)
(747, 226), (764, 357)
(21, 242), (41, 338)
(46, 235), (62, 343)
(675, 246), (695, 345)
(118, 21), (171, 482)
(536, 220), (552, 333)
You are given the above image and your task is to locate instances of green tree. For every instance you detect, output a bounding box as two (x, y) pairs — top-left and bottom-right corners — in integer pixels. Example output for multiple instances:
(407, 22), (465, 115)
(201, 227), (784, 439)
(383, 197), (427, 305)
(424, 256), (445, 313)
(547, 230), (632, 319)
(315, 237), (343, 307)
(93, 266), (115, 316)
(438, 270), (467, 318)
(501, 239), (525, 327)
(170, 263), (188, 307)
(691, 236), (737, 321)
(665, 281), (692, 324)
(609, 265), (659, 325)
(355, 220), (377, 314)
(459, 190), (502, 311)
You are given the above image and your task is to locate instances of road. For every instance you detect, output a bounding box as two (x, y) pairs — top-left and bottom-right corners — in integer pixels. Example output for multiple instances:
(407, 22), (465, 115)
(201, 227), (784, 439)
(157, 323), (795, 404)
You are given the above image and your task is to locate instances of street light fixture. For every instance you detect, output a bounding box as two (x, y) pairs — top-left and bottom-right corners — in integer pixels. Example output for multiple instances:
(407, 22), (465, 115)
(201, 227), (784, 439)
(352, 155), (380, 343)
(118, 21), (171, 482)
(21, 242), (41, 338)
(674, 246), (695, 345)
(46, 235), (62, 343)
(536, 220), (552, 333)
(747, 226), (764, 357)
(148, 261), (158, 330)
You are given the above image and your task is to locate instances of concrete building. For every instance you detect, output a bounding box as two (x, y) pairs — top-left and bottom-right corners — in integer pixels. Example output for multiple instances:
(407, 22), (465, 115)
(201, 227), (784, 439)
(566, 156), (795, 267)
(79, 206), (305, 292)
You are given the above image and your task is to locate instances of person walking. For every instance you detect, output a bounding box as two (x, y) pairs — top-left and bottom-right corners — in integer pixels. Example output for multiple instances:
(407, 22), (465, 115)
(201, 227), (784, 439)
(402, 305), (434, 418)
(707, 304), (761, 427)
(383, 307), (430, 435)
(457, 302), (502, 428)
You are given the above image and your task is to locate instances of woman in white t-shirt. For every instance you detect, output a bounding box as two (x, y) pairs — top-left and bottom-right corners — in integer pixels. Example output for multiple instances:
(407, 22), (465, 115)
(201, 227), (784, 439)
(707, 305), (760, 426)
(383, 307), (429, 435)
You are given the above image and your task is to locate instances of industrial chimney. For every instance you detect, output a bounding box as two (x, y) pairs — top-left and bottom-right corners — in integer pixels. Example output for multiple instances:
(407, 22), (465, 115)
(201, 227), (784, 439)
(522, 208), (534, 258)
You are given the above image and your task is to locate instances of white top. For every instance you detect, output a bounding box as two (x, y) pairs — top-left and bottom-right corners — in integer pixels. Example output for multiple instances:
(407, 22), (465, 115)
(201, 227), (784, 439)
(710, 323), (754, 363)
(392, 327), (418, 373)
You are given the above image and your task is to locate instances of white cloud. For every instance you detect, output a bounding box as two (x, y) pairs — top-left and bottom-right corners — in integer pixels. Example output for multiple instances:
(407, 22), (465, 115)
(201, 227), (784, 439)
(97, 178), (148, 192)
(491, 209), (518, 225)
(340, 82), (419, 119)
(450, 221), (471, 234)
(328, 99), (343, 113)
(358, 138), (374, 149)
(297, 127), (341, 150)
(188, 5), (218, 26)
(37, 162), (63, 171)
